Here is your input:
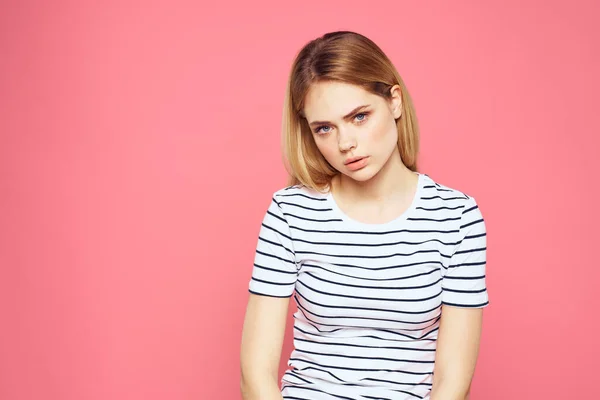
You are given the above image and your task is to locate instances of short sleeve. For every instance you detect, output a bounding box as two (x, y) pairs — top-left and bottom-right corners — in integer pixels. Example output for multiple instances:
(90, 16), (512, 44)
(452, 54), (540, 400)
(441, 196), (489, 308)
(248, 195), (298, 298)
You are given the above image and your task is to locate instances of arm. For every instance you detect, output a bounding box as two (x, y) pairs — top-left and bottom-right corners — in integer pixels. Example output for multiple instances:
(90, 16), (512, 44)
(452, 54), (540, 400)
(429, 305), (483, 400)
(240, 293), (290, 400)
(431, 196), (488, 399)
(241, 194), (298, 399)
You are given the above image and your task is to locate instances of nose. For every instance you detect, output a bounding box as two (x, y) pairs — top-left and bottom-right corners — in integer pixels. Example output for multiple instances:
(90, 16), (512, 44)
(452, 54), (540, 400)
(337, 127), (357, 152)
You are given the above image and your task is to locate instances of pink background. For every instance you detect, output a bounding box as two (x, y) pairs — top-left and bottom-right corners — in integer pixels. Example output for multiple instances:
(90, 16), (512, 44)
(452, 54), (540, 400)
(1, 0), (598, 399)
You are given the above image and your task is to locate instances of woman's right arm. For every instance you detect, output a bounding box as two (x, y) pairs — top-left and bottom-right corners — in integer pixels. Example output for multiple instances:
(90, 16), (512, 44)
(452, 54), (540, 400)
(240, 292), (291, 400)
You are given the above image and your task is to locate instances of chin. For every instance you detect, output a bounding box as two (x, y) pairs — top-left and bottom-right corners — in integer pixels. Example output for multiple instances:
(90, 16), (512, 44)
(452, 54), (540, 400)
(342, 166), (380, 182)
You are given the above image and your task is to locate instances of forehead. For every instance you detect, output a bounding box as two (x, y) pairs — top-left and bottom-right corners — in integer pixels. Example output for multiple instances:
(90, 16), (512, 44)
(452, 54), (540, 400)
(303, 81), (379, 120)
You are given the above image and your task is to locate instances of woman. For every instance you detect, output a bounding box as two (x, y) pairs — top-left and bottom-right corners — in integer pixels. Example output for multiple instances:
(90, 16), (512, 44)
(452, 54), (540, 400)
(240, 30), (488, 400)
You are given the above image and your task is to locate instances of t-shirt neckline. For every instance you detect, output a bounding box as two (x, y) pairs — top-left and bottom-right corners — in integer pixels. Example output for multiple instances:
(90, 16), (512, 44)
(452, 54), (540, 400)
(326, 172), (425, 229)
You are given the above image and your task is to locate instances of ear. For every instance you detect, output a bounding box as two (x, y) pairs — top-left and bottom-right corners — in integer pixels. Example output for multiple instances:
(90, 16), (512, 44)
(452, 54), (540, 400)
(389, 84), (402, 119)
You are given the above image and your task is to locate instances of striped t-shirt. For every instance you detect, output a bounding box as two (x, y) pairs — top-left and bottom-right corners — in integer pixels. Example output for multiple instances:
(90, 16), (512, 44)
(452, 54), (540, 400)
(248, 172), (489, 400)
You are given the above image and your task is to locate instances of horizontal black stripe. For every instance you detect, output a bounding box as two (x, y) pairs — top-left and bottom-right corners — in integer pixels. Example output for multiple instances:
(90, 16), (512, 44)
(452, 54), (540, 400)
(364, 390), (421, 400)
(304, 270), (443, 291)
(461, 218), (484, 230)
(293, 324), (438, 346)
(278, 200), (333, 212)
(294, 288), (442, 317)
(441, 300), (489, 308)
(278, 192), (328, 201)
(251, 277), (296, 286)
(248, 289), (291, 298)
(293, 347), (435, 364)
(291, 365), (345, 382)
(265, 209), (286, 224)
(421, 195), (468, 201)
(254, 249), (296, 265)
(283, 212), (344, 223)
(302, 259), (445, 272)
(442, 287), (487, 294)
(258, 235), (294, 255)
(462, 204), (479, 214)
(252, 262), (296, 274)
(295, 248), (450, 260)
(259, 223), (290, 242)
(291, 226), (460, 235)
(295, 297), (442, 328)
(359, 376), (433, 387)
(416, 205), (463, 211)
(283, 370), (313, 384)
(407, 216), (461, 222)
(297, 279), (442, 303)
(465, 232), (486, 240)
(448, 260), (486, 269)
(293, 334), (436, 352)
(301, 262), (442, 280)
(281, 384), (356, 400)
(292, 236), (457, 248)
(453, 246), (486, 256)
(288, 357), (434, 375)
(443, 274), (486, 280)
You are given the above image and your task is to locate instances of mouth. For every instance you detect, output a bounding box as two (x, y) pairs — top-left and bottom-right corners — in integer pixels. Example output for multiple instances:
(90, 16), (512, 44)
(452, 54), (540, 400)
(344, 156), (367, 165)
(344, 156), (370, 171)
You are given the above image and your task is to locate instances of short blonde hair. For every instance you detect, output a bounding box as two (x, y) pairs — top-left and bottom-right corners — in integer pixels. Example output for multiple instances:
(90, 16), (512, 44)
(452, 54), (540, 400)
(281, 31), (420, 192)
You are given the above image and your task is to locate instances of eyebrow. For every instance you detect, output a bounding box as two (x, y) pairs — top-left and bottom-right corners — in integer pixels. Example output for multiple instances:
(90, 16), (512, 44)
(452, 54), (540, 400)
(308, 105), (371, 127)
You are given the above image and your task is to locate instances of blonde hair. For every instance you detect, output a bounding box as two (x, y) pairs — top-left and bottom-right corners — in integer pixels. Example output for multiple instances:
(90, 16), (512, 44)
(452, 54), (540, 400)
(281, 31), (420, 192)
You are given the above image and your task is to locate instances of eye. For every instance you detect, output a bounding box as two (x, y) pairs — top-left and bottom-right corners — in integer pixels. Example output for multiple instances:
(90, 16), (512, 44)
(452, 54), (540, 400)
(313, 112), (369, 135)
(314, 125), (331, 135)
(355, 112), (369, 123)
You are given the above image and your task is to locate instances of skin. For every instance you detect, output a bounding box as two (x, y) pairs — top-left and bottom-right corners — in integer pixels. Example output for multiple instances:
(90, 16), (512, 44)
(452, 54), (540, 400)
(240, 294), (287, 400)
(240, 80), (483, 400)
(303, 80), (418, 223)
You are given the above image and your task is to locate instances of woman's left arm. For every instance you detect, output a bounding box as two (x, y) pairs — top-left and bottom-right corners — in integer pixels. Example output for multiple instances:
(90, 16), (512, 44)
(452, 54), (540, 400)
(429, 304), (484, 400)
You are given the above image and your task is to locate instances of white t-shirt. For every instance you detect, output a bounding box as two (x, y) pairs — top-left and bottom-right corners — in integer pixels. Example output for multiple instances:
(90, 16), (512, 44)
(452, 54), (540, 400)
(248, 172), (489, 399)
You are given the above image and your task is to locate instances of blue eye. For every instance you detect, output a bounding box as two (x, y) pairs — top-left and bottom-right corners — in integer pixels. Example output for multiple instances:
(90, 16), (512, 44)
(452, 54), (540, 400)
(314, 112), (369, 135)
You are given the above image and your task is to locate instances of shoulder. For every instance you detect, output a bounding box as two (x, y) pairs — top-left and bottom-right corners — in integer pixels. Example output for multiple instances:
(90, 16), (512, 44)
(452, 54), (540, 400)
(421, 173), (477, 206)
(271, 184), (329, 207)
(420, 173), (483, 226)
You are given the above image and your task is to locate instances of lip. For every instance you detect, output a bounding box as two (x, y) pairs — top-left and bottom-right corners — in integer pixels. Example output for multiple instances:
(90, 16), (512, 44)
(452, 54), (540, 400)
(344, 156), (367, 165)
(344, 156), (369, 171)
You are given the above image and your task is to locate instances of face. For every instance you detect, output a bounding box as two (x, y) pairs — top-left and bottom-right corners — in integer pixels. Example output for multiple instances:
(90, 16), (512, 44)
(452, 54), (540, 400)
(302, 80), (403, 182)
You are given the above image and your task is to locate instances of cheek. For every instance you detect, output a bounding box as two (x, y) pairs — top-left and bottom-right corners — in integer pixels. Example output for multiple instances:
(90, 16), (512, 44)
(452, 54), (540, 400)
(369, 116), (397, 144)
(314, 138), (338, 162)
